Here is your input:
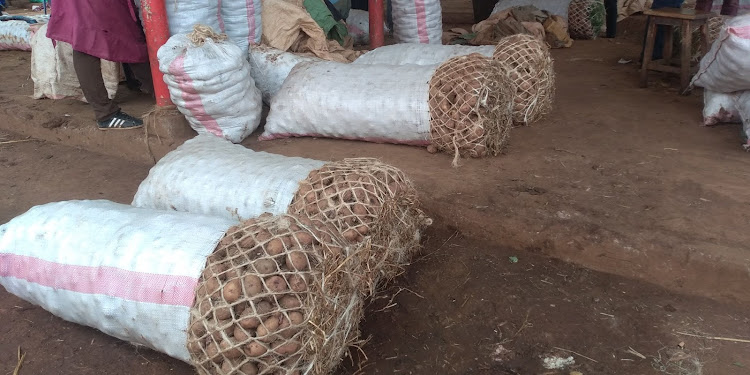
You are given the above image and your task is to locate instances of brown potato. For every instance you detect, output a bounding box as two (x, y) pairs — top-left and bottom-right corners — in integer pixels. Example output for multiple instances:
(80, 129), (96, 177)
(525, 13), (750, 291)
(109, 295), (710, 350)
(244, 341), (267, 357)
(256, 316), (280, 339)
(265, 276), (287, 293)
(215, 306), (232, 320)
(240, 362), (259, 375)
(253, 259), (277, 275)
(243, 275), (264, 296)
(223, 279), (242, 303)
(343, 229), (360, 242)
(190, 321), (207, 338)
(187, 340), (202, 354)
(273, 341), (301, 356)
(239, 309), (261, 329)
(288, 274), (308, 292)
(234, 325), (250, 342)
(285, 251), (309, 271)
(220, 339), (243, 359)
(459, 103), (472, 115)
(295, 232), (314, 246)
(352, 203), (367, 216)
(356, 225), (369, 235)
(279, 295), (302, 309)
(265, 238), (284, 256)
(205, 276), (220, 294)
(255, 300), (274, 315)
(206, 342), (222, 363)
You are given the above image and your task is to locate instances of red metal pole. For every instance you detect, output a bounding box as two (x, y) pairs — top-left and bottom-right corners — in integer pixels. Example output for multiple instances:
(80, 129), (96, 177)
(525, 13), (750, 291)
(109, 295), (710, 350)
(140, 0), (172, 107)
(369, 0), (384, 49)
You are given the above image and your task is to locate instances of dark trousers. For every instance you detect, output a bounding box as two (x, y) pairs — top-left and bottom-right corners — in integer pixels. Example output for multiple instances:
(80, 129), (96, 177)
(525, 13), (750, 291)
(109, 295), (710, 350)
(695, 0), (740, 15)
(72, 50), (153, 121)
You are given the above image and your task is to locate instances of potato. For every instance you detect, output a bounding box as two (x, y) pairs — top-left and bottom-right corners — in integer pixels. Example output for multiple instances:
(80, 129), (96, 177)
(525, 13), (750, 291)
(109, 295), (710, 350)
(356, 225), (370, 236)
(223, 279), (242, 303)
(352, 203), (367, 216)
(255, 300), (274, 315)
(239, 309), (261, 329)
(471, 126), (484, 140)
(221, 359), (237, 373)
(440, 133), (453, 145)
(215, 306), (232, 320)
(240, 362), (259, 375)
(273, 341), (301, 356)
(220, 339), (243, 359)
(343, 229), (360, 242)
(265, 276), (288, 293)
(341, 189), (354, 202)
(253, 258), (277, 275)
(294, 232), (314, 246)
(265, 238), (284, 256)
(244, 341), (267, 357)
(234, 325), (250, 342)
(303, 191), (316, 204)
(285, 251), (309, 271)
(288, 274), (308, 292)
(206, 342), (222, 363)
(256, 316), (280, 339)
(472, 145), (487, 158)
(199, 300), (211, 316)
(190, 321), (207, 338)
(459, 103), (472, 115)
(240, 277), (262, 297)
(187, 340), (202, 354)
(305, 203), (320, 215)
(279, 295), (302, 309)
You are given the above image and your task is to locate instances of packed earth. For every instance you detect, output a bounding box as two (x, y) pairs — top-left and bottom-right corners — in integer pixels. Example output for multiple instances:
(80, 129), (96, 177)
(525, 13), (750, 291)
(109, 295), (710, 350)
(1, 7), (750, 375)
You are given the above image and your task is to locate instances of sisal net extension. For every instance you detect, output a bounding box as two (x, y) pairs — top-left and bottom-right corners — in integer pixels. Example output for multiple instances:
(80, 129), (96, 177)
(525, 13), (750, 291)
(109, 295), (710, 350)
(187, 214), (364, 375)
(428, 53), (513, 166)
(493, 34), (555, 126)
(288, 158), (429, 295)
(568, 0), (605, 40)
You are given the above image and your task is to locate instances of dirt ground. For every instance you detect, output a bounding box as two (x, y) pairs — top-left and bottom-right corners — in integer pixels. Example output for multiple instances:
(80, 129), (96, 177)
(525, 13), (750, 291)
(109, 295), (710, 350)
(2, 15), (750, 375)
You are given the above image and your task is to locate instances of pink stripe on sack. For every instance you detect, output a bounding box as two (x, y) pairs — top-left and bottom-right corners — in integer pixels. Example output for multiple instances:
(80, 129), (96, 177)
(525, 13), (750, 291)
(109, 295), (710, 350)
(246, 0), (257, 45)
(218, 0), (226, 32)
(0, 253), (199, 306)
(730, 26), (750, 39)
(414, 0), (430, 43)
(169, 54), (225, 137)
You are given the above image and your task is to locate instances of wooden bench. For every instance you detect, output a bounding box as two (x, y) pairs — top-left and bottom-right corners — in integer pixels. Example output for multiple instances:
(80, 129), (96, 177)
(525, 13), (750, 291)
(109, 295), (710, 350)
(640, 8), (715, 94)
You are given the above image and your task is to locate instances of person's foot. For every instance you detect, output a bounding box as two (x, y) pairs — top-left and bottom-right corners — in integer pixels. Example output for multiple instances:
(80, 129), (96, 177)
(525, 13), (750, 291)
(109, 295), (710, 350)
(97, 111), (143, 130)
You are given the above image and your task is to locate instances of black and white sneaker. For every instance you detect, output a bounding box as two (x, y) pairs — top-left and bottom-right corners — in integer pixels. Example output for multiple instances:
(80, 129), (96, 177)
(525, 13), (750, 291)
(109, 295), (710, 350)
(97, 111), (144, 130)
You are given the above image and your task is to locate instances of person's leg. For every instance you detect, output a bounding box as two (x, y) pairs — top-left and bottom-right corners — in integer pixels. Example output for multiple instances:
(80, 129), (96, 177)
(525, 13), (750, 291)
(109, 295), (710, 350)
(127, 62), (154, 94)
(72, 50), (120, 121)
(694, 0), (714, 12)
(604, 0), (617, 38)
(721, 0), (739, 15)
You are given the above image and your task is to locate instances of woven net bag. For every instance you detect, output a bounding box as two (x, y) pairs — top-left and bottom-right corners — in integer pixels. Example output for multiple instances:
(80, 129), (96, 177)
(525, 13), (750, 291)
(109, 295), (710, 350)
(187, 214), (364, 375)
(568, 0), (606, 40)
(493, 34), (555, 126)
(288, 158), (429, 295)
(427, 53), (514, 165)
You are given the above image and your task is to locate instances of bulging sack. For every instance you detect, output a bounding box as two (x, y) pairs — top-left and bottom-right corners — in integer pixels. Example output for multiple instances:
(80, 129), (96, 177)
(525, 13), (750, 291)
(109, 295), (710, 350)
(691, 15), (750, 93)
(0, 19), (40, 51)
(262, 54), (514, 162)
(133, 135), (429, 293)
(248, 46), (322, 105)
(219, 0), (262, 54)
(31, 24), (119, 101)
(0, 200), (366, 375)
(703, 90), (740, 126)
(165, 0), (221, 36)
(346, 9), (390, 45)
(158, 27), (263, 143)
(353, 43), (495, 65)
(391, 0), (443, 44)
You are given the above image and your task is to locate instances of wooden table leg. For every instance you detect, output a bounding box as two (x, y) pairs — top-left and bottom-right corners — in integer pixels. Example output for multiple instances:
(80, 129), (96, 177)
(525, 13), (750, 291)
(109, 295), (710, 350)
(700, 21), (710, 57)
(663, 26), (674, 65)
(640, 17), (657, 88)
(680, 19), (692, 94)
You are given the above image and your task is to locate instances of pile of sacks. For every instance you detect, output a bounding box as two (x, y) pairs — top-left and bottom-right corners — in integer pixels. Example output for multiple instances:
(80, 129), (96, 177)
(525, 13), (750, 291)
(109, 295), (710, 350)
(692, 15), (750, 148)
(0, 135), (430, 375)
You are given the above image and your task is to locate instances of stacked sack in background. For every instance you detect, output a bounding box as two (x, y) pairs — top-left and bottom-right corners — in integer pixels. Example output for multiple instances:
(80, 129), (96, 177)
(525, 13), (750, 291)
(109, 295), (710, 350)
(133, 135), (430, 292)
(353, 34), (556, 126)
(260, 53), (514, 165)
(30, 23), (120, 101)
(0, 15), (46, 51)
(391, 0), (443, 44)
(691, 14), (750, 148)
(158, 26), (262, 143)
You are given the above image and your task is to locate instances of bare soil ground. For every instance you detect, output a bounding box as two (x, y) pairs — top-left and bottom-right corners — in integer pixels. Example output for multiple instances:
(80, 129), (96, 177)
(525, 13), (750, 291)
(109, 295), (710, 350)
(1, 15), (750, 375)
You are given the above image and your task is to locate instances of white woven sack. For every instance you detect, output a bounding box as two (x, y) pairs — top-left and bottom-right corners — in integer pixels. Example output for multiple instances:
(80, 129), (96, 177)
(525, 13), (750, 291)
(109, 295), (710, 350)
(158, 33), (263, 143)
(219, 0), (262, 54)
(132, 135), (326, 221)
(248, 46), (322, 105)
(0, 200), (235, 362)
(164, 0), (221, 36)
(354, 43), (494, 65)
(691, 15), (750, 93)
(0, 20), (37, 51)
(703, 90), (740, 126)
(31, 24), (119, 101)
(261, 61), (435, 144)
(346, 9), (390, 45)
(491, 0), (573, 19)
(392, 0), (443, 44)
(738, 91), (750, 148)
